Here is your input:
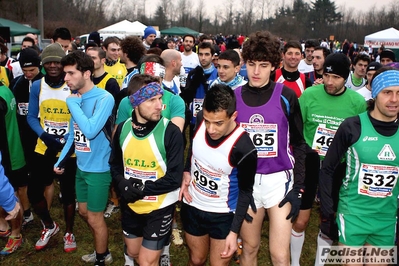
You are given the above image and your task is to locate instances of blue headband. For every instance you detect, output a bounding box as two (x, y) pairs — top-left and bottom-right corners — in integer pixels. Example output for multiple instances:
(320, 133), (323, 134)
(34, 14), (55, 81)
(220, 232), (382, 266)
(371, 70), (399, 98)
(129, 82), (163, 108)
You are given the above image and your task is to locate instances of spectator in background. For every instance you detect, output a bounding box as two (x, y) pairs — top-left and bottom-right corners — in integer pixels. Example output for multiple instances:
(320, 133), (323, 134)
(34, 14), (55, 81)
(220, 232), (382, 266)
(143, 27), (157, 50)
(52, 27), (72, 53)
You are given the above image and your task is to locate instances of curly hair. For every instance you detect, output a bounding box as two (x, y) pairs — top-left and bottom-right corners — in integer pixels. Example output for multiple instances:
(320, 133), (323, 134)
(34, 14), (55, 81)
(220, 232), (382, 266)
(120, 36), (146, 65)
(242, 31), (281, 69)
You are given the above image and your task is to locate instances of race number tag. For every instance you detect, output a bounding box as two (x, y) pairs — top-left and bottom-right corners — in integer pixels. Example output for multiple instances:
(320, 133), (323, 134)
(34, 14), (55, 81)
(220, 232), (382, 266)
(73, 122), (91, 152)
(43, 119), (68, 136)
(124, 167), (157, 202)
(17, 102), (29, 115)
(358, 163), (398, 198)
(192, 161), (221, 198)
(179, 73), (187, 87)
(241, 123), (278, 158)
(192, 98), (203, 117)
(312, 125), (336, 156)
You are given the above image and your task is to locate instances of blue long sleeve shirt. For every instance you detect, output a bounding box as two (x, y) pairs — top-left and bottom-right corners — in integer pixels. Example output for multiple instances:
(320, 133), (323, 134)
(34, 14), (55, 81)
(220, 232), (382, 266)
(0, 152), (17, 212)
(55, 86), (115, 172)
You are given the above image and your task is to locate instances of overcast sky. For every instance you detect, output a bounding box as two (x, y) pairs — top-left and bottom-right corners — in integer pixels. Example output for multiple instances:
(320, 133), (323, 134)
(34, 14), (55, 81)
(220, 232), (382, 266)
(146, 0), (395, 18)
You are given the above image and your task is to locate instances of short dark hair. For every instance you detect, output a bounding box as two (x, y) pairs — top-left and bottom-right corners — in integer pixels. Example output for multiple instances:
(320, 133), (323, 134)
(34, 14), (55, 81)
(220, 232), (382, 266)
(183, 34), (195, 42)
(242, 31), (281, 69)
(199, 35), (211, 42)
(127, 74), (161, 96)
(61, 50), (94, 75)
(52, 27), (72, 41)
(353, 54), (371, 65)
(305, 39), (319, 49)
(102, 37), (120, 49)
(218, 49), (240, 66)
(138, 54), (164, 67)
(283, 41), (302, 54)
(198, 42), (215, 56)
(203, 84), (236, 117)
(22, 36), (35, 46)
(147, 47), (163, 56)
(120, 36), (146, 64)
(88, 47), (106, 60)
(314, 46), (331, 59)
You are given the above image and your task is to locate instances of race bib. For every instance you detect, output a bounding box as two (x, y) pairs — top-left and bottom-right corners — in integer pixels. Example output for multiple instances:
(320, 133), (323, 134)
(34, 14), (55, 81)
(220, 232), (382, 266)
(241, 123), (278, 158)
(17, 102), (29, 115)
(179, 73), (187, 87)
(193, 98), (203, 118)
(124, 167), (158, 202)
(43, 119), (68, 136)
(192, 162), (221, 198)
(73, 123), (91, 152)
(358, 163), (398, 198)
(312, 125), (336, 156)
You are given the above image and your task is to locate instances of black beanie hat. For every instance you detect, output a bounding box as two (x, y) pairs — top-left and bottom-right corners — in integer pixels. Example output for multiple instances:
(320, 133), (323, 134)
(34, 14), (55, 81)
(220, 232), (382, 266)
(19, 47), (41, 68)
(88, 31), (101, 47)
(366, 62), (382, 73)
(380, 49), (396, 62)
(323, 53), (350, 80)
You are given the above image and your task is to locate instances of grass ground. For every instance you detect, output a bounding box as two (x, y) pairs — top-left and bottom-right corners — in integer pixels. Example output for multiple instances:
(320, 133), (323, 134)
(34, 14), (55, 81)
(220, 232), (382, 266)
(0, 184), (322, 266)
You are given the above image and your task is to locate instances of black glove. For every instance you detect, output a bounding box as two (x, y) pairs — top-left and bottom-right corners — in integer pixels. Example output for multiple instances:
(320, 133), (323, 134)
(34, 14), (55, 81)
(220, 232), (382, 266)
(278, 185), (304, 222)
(244, 194), (257, 222)
(320, 213), (338, 241)
(118, 178), (145, 203)
(40, 132), (65, 151)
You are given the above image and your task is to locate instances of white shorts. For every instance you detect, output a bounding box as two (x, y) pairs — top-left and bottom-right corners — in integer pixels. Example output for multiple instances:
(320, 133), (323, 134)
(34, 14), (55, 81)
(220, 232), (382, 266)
(253, 169), (294, 209)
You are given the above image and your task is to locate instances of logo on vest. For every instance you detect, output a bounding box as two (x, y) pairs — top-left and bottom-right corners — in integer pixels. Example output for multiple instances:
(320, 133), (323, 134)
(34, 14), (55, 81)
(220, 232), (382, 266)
(249, 114), (264, 124)
(378, 144), (396, 161)
(363, 136), (378, 141)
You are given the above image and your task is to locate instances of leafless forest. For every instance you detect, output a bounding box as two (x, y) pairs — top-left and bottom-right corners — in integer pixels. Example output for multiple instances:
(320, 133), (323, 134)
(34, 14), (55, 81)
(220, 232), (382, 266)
(2, 0), (399, 42)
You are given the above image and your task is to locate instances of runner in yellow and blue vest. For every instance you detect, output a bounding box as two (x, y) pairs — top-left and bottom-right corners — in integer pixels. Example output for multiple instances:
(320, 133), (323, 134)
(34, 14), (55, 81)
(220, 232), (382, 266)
(110, 74), (184, 266)
(319, 67), (399, 265)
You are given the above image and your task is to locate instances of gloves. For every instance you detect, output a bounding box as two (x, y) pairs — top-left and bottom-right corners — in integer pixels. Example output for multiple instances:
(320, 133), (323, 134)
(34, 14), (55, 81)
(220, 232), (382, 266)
(118, 177), (145, 203)
(244, 194), (257, 222)
(40, 132), (65, 151)
(278, 185), (304, 222)
(320, 213), (338, 241)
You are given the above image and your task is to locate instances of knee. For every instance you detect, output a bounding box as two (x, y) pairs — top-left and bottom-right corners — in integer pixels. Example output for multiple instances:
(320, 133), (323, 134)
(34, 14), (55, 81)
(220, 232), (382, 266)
(189, 254), (206, 266)
(270, 249), (290, 265)
(242, 240), (260, 256)
(293, 219), (309, 232)
(78, 209), (88, 220)
(87, 213), (104, 228)
(125, 244), (139, 259)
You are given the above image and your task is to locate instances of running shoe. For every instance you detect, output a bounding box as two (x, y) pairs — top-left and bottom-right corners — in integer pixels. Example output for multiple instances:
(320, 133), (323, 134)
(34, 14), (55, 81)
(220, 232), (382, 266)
(104, 202), (119, 218)
(63, 232), (77, 252)
(0, 234), (22, 255)
(159, 254), (171, 266)
(35, 222), (60, 250)
(22, 213), (34, 228)
(81, 251), (113, 264)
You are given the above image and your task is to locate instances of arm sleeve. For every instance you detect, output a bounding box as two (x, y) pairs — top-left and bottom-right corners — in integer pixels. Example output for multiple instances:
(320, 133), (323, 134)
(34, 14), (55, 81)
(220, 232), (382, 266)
(67, 94), (115, 139)
(0, 153), (17, 212)
(27, 80), (45, 137)
(54, 119), (75, 168)
(0, 97), (11, 173)
(169, 94), (186, 119)
(115, 97), (132, 125)
(143, 123), (184, 196)
(109, 122), (125, 184)
(229, 135), (258, 233)
(285, 89), (307, 186)
(184, 111), (203, 172)
(319, 117), (360, 216)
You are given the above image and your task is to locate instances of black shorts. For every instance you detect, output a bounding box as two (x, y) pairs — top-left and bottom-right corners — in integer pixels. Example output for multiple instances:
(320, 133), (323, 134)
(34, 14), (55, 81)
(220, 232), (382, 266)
(121, 203), (175, 250)
(180, 203), (234, 239)
(301, 150), (321, 210)
(7, 165), (29, 189)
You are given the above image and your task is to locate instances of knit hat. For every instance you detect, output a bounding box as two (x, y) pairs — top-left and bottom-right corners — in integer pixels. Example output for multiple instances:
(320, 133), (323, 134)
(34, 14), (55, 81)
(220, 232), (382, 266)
(380, 49), (396, 62)
(19, 47), (41, 68)
(366, 62), (382, 73)
(88, 31), (101, 47)
(323, 53), (350, 80)
(41, 43), (65, 64)
(144, 27), (156, 39)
